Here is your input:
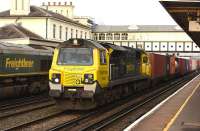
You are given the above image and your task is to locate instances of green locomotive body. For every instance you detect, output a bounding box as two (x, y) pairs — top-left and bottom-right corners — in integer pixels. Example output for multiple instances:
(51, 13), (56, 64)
(0, 42), (53, 100)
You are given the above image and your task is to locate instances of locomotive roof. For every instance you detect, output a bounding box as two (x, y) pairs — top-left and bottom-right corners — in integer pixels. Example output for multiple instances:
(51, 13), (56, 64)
(0, 42), (53, 56)
(100, 42), (127, 51)
(59, 39), (146, 53)
(58, 39), (106, 50)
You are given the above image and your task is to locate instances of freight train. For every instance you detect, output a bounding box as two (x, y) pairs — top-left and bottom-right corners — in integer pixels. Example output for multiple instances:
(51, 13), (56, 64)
(0, 42), (53, 100)
(49, 39), (200, 110)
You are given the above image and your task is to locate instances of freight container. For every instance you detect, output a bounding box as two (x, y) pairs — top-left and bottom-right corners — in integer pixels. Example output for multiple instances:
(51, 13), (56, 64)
(148, 53), (168, 80)
(186, 59), (190, 73)
(190, 59), (198, 71)
(198, 60), (200, 69)
(178, 58), (189, 75)
(169, 56), (176, 75)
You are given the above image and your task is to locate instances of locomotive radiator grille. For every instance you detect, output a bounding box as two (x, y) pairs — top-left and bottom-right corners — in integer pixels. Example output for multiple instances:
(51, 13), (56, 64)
(63, 73), (83, 86)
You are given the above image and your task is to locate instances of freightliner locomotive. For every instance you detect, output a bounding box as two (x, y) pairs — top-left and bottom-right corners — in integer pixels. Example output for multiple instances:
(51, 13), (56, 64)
(0, 42), (53, 100)
(49, 39), (200, 110)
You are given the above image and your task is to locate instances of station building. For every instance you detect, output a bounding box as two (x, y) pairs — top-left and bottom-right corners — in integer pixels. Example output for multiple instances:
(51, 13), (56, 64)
(0, 0), (92, 45)
(93, 25), (200, 58)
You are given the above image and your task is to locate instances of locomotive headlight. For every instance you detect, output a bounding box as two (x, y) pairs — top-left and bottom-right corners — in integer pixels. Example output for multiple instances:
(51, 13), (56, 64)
(52, 73), (61, 84)
(55, 78), (59, 83)
(84, 74), (94, 84)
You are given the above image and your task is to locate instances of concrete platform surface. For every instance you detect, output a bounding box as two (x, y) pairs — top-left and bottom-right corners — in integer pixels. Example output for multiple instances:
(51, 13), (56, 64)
(125, 74), (200, 131)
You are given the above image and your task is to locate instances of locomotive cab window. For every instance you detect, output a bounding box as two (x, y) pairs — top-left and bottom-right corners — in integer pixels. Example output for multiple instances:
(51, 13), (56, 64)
(100, 51), (107, 65)
(143, 56), (148, 63)
(57, 48), (93, 65)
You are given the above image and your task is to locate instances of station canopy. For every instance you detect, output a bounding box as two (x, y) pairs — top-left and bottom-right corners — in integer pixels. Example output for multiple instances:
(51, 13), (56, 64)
(160, 0), (200, 47)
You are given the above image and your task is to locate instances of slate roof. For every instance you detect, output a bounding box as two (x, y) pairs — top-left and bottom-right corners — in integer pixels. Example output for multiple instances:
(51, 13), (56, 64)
(0, 24), (44, 40)
(0, 6), (90, 29)
(93, 25), (183, 33)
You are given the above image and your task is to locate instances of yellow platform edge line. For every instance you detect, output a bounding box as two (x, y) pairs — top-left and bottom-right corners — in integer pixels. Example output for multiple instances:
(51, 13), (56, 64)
(163, 78), (200, 131)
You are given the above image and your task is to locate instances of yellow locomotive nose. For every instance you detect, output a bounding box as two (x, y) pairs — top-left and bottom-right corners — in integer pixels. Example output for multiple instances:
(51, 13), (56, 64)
(63, 71), (83, 86)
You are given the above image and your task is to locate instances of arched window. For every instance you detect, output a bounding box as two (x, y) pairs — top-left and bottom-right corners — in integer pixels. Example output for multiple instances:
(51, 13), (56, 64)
(65, 27), (68, 40)
(59, 26), (62, 39)
(85, 32), (87, 39)
(71, 29), (73, 38)
(76, 30), (78, 38)
(53, 24), (56, 38)
(80, 31), (83, 38)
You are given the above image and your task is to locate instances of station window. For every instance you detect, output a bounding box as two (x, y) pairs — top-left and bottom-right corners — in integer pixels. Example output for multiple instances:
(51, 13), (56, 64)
(179, 45), (181, 48)
(71, 29), (73, 38)
(106, 33), (113, 40)
(114, 33), (120, 40)
(99, 33), (105, 40)
(65, 27), (68, 41)
(147, 45), (149, 48)
(171, 45), (173, 48)
(195, 46), (198, 48)
(187, 46), (189, 48)
(163, 45), (165, 48)
(121, 33), (128, 40)
(53, 24), (56, 38)
(100, 51), (107, 64)
(59, 26), (62, 40)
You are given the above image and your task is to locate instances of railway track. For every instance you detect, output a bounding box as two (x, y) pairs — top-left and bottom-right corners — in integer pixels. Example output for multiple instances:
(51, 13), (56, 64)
(47, 73), (196, 131)
(0, 94), (55, 119)
(0, 94), (60, 131)
(3, 109), (64, 131)
(0, 94), (50, 111)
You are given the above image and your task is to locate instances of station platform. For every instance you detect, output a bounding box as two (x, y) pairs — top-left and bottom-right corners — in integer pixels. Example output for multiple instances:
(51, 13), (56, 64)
(125, 74), (200, 131)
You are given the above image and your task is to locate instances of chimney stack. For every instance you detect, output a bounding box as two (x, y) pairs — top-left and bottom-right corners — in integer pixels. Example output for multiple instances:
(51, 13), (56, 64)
(70, 2), (73, 6)
(48, 2), (51, 5)
(10, 0), (30, 16)
(64, 2), (67, 5)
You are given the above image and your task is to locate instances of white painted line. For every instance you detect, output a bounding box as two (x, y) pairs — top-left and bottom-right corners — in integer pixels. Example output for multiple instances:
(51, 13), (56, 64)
(124, 74), (200, 131)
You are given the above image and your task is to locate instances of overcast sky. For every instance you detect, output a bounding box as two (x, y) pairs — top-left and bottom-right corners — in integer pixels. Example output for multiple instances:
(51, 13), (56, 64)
(0, 0), (177, 25)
